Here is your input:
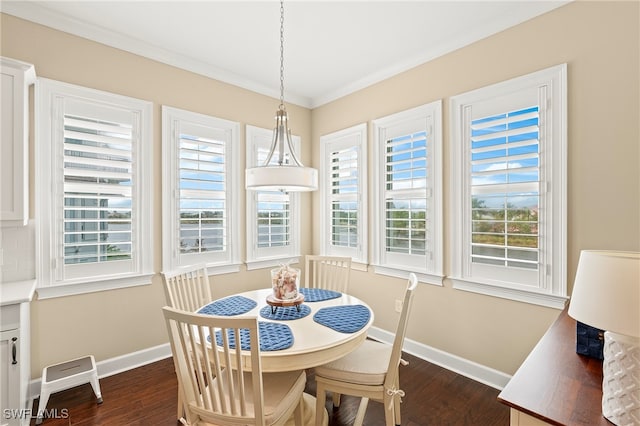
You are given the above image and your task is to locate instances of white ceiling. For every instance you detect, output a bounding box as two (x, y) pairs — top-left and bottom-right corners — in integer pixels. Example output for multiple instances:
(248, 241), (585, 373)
(2, 0), (569, 108)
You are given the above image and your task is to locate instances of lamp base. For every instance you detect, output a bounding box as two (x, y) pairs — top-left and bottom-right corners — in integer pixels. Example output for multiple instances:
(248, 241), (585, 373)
(602, 331), (640, 425)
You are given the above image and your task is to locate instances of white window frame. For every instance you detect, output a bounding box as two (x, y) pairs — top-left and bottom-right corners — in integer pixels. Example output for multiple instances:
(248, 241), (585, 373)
(162, 106), (241, 274)
(319, 123), (368, 269)
(245, 125), (301, 270)
(35, 78), (153, 298)
(372, 101), (443, 285)
(450, 64), (568, 309)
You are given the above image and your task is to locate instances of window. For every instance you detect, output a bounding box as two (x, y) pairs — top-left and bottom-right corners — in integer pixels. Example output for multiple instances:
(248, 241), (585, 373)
(162, 106), (240, 273)
(372, 101), (443, 284)
(450, 64), (567, 308)
(245, 125), (300, 269)
(319, 123), (367, 267)
(36, 78), (153, 298)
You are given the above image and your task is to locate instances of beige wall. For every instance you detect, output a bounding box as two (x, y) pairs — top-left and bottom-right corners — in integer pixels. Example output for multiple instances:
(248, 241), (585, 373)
(1, 0), (638, 379)
(311, 0), (639, 374)
(1, 13), (314, 377)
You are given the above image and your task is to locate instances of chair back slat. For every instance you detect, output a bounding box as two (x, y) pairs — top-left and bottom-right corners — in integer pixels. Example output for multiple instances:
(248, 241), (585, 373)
(385, 273), (418, 389)
(194, 325), (213, 411)
(235, 328), (247, 416)
(161, 264), (212, 312)
(163, 307), (266, 425)
(178, 320), (202, 408)
(304, 255), (352, 292)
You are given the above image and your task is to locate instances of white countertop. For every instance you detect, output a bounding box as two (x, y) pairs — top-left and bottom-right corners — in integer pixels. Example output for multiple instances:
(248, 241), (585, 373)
(0, 279), (37, 305)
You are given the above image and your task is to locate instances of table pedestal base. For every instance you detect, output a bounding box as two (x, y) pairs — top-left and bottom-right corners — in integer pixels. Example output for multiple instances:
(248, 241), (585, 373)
(285, 392), (327, 426)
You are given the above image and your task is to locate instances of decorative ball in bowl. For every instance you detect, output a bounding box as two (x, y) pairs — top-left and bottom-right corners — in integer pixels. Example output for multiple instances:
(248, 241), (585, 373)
(271, 266), (299, 300)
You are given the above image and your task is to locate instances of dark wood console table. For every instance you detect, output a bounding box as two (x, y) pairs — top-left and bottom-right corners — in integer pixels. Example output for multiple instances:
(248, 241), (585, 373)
(498, 307), (610, 425)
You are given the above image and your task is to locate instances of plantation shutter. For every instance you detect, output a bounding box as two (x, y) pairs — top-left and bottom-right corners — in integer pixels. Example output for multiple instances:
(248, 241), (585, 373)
(330, 146), (359, 248)
(373, 101), (442, 279)
(38, 79), (153, 291)
(62, 104), (135, 268)
(469, 106), (540, 270)
(162, 106), (239, 271)
(178, 124), (227, 255)
(450, 64), (566, 304)
(320, 123), (367, 263)
(384, 126), (428, 257)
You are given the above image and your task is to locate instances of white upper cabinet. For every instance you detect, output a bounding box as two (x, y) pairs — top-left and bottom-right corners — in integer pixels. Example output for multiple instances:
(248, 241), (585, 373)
(1, 57), (35, 227)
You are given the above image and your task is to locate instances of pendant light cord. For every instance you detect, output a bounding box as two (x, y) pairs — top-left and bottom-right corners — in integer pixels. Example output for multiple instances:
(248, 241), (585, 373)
(279, 0), (285, 111)
(245, 0), (318, 191)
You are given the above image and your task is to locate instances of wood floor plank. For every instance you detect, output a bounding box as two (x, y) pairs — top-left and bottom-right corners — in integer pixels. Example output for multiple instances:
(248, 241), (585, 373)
(29, 351), (509, 425)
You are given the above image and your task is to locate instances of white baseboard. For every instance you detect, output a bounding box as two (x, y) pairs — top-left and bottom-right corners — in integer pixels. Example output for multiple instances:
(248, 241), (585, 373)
(367, 326), (512, 390)
(29, 343), (172, 399)
(29, 331), (511, 401)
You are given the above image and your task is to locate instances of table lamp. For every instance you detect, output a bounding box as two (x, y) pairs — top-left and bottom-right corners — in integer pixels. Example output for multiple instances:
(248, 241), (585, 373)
(568, 250), (640, 425)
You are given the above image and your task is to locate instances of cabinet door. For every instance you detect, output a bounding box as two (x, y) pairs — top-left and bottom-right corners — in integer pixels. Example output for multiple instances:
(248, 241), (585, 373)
(0, 328), (20, 426)
(0, 57), (35, 227)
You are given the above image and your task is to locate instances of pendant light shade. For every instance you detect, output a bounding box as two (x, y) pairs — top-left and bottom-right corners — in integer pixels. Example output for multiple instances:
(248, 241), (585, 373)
(245, 1), (318, 192)
(246, 164), (318, 192)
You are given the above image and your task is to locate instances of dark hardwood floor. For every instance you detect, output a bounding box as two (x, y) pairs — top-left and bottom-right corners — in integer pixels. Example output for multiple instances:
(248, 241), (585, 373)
(29, 351), (509, 425)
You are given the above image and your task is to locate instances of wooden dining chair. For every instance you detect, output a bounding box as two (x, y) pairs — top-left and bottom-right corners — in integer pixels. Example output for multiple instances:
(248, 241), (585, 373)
(304, 255), (352, 293)
(160, 264), (212, 422)
(162, 306), (306, 426)
(161, 264), (212, 312)
(314, 273), (418, 426)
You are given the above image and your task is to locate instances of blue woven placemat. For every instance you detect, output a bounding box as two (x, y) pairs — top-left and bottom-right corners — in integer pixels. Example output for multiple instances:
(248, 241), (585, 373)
(210, 322), (293, 351)
(259, 304), (311, 320)
(313, 305), (371, 333)
(197, 296), (257, 316)
(299, 288), (342, 302)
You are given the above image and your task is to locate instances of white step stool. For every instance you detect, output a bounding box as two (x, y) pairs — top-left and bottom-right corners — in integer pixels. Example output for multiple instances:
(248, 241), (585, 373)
(36, 355), (103, 424)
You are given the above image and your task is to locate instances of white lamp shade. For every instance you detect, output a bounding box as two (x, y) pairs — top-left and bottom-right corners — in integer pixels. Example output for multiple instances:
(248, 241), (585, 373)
(246, 165), (318, 192)
(568, 250), (640, 338)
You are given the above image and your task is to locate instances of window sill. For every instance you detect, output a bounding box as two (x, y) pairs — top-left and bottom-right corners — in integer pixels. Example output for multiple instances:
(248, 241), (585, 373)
(245, 257), (300, 271)
(206, 263), (242, 275)
(451, 277), (568, 309)
(36, 273), (153, 300)
(373, 265), (444, 286)
(351, 261), (368, 272)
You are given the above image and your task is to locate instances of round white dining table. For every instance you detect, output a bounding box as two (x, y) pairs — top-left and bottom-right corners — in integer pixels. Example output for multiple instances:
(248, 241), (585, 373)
(197, 287), (374, 426)
(202, 287), (374, 373)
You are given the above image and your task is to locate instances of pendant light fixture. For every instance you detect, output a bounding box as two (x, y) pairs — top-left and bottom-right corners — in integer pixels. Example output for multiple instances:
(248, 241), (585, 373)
(245, 0), (318, 192)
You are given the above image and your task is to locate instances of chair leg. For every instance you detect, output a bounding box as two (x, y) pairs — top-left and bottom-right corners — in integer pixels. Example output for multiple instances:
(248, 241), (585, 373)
(294, 394), (304, 426)
(383, 392), (395, 426)
(332, 391), (341, 407)
(393, 392), (401, 425)
(353, 397), (369, 426)
(393, 377), (402, 425)
(177, 387), (184, 422)
(315, 382), (327, 426)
